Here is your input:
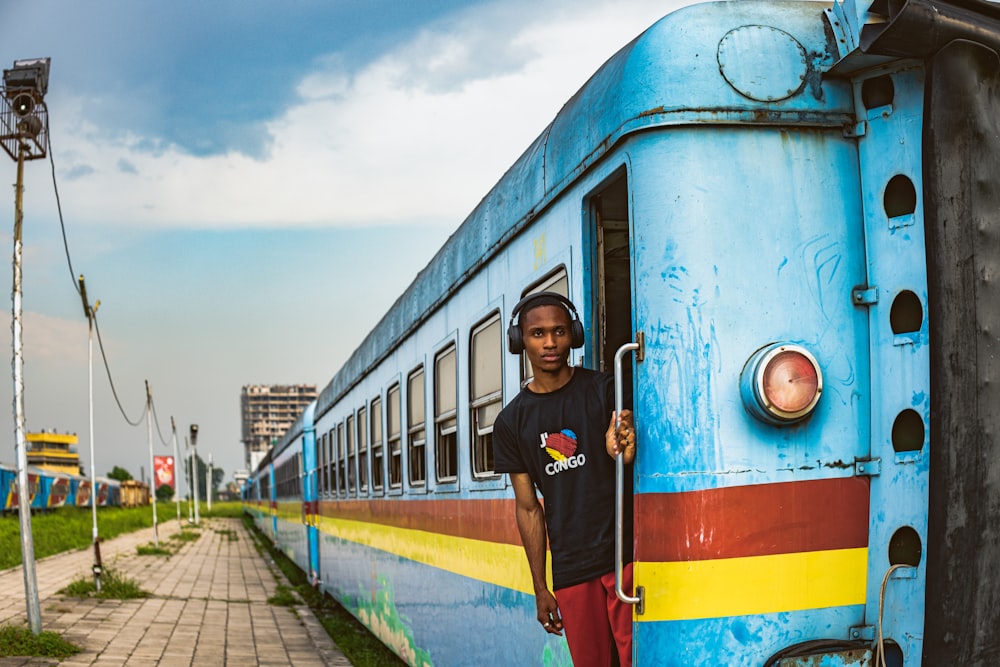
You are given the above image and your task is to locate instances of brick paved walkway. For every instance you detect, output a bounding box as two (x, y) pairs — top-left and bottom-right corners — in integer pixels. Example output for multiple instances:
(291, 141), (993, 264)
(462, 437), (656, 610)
(0, 517), (352, 666)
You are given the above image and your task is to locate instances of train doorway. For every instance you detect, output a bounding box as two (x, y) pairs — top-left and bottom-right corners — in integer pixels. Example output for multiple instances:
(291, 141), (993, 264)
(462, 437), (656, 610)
(589, 169), (634, 383)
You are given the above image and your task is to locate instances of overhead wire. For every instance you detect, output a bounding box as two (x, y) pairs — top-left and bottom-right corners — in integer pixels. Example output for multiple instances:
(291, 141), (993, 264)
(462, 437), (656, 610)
(92, 310), (144, 427)
(149, 395), (172, 447)
(45, 104), (155, 431)
(44, 109), (79, 296)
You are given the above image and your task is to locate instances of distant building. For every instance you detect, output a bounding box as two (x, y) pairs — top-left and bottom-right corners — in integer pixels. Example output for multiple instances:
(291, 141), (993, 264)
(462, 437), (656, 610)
(240, 384), (316, 470)
(26, 431), (81, 475)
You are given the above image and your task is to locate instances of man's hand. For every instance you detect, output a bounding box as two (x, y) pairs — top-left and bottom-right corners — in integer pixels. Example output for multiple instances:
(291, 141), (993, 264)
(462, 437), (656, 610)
(535, 588), (563, 635)
(606, 409), (635, 464)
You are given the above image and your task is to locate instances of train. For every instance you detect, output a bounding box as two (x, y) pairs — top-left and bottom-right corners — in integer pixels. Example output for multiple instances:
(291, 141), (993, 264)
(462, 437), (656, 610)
(0, 462), (122, 511)
(244, 1), (1000, 665)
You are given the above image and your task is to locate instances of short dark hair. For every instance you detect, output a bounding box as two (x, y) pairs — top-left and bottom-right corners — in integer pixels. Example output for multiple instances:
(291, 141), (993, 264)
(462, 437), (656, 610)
(518, 294), (575, 327)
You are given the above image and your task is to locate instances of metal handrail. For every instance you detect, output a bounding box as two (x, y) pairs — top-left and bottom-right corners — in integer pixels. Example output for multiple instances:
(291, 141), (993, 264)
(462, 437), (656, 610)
(614, 341), (642, 609)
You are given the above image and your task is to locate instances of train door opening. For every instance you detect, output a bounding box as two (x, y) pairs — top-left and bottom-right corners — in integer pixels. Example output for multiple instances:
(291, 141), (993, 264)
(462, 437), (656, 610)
(589, 169), (634, 384)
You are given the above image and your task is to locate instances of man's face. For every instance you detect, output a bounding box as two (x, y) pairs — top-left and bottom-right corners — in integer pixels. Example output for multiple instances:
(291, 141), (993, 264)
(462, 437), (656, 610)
(520, 304), (573, 375)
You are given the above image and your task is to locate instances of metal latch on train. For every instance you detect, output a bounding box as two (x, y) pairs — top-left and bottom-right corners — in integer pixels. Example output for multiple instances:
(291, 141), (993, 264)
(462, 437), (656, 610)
(854, 458), (881, 477)
(852, 286), (878, 306)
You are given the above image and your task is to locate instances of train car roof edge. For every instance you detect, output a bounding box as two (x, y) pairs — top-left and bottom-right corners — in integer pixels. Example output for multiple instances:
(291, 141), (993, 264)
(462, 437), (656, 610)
(315, 0), (842, 418)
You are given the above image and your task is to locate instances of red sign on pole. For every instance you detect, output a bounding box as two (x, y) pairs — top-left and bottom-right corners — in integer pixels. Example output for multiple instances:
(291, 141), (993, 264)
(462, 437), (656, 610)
(153, 455), (175, 490)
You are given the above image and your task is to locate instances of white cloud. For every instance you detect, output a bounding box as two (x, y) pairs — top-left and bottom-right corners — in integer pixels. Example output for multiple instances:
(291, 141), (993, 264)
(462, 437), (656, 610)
(42, 0), (695, 230)
(0, 310), (88, 368)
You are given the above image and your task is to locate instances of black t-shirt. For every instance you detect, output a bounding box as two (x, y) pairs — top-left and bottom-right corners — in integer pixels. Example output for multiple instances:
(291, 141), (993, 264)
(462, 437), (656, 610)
(494, 367), (632, 590)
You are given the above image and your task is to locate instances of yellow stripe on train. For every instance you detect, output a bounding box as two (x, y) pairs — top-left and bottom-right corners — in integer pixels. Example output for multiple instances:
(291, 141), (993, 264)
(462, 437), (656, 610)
(635, 547), (868, 622)
(316, 515), (549, 594)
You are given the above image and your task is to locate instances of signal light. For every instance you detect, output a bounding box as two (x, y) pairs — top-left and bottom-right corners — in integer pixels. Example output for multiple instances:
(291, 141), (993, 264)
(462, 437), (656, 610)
(740, 343), (822, 425)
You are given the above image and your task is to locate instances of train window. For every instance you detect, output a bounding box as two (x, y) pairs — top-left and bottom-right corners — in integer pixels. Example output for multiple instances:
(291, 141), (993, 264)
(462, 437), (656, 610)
(337, 422), (346, 497)
(408, 367), (427, 487)
(346, 414), (356, 495)
(294, 452), (302, 497)
(471, 313), (502, 478)
(371, 397), (385, 493)
(315, 432), (324, 497)
(435, 345), (458, 483)
(388, 384), (402, 489)
(519, 270), (569, 384)
(326, 428), (335, 497)
(358, 406), (369, 494)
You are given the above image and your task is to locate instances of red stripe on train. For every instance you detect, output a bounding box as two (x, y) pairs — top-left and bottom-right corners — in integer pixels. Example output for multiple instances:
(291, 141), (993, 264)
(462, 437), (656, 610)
(634, 477), (870, 562)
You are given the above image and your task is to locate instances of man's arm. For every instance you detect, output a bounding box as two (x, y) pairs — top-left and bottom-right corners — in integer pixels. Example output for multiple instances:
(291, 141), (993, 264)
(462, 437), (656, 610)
(511, 472), (563, 635)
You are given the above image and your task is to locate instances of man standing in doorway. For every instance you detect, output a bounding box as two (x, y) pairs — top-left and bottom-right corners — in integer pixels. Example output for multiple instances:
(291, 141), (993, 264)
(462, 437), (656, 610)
(494, 291), (636, 667)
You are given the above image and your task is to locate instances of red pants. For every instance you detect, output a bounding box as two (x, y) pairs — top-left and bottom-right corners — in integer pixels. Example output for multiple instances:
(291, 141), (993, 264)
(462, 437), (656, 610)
(555, 564), (633, 667)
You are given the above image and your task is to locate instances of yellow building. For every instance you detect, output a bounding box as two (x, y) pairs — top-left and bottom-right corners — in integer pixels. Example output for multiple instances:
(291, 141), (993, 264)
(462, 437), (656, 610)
(26, 431), (81, 475)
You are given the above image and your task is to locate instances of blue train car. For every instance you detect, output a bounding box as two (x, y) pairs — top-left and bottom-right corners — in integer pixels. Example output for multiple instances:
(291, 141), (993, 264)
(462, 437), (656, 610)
(0, 464), (122, 511)
(0, 462), (16, 511)
(246, 1), (1000, 665)
(270, 402), (318, 580)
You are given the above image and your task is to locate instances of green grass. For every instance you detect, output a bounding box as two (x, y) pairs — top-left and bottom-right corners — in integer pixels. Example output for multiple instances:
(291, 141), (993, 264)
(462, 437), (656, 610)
(59, 567), (149, 600)
(136, 542), (173, 556)
(267, 583), (300, 607)
(0, 501), (245, 570)
(0, 624), (81, 658)
(242, 514), (406, 667)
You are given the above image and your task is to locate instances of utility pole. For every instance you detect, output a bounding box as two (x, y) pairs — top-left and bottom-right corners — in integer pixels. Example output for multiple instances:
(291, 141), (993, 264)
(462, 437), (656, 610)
(79, 276), (102, 592)
(185, 436), (193, 523)
(190, 424), (200, 524)
(145, 381), (158, 546)
(3, 57), (51, 635)
(206, 452), (213, 512)
(171, 417), (181, 527)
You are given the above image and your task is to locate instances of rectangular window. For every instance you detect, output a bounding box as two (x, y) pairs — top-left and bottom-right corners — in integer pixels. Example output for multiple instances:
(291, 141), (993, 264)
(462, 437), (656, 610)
(520, 270), (569, 382)
(318, 432), (327, 496)
(435, 345), (458, 482)
(388, 384), (402, 489)
(326, 430), (336, 496)
(337, 422), (346, 497)
(471, 314), (503, 477)
(408, 367), (426, 486)
(346, 414), (356, 495)
(358, 406), (369, 493)
(371, 397), (384, 493)
(314, 432), (323, 497)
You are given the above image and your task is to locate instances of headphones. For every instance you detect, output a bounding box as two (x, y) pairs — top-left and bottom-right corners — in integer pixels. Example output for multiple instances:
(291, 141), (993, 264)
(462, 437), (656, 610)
(506, 291), (585, 354)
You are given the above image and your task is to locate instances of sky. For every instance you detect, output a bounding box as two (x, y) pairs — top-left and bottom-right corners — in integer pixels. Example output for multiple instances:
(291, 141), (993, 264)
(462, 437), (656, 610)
(0, 0), (700, 490)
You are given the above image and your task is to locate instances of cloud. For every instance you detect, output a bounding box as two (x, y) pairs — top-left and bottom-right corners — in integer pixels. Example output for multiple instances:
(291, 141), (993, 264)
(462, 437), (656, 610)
(116, 159), (138, 175)
(37, 0), (689, 231)
(0, 310), (88, 368)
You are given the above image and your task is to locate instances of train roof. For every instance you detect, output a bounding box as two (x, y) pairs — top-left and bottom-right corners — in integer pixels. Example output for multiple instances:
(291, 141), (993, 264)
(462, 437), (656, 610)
(316, 0), (846, 418)
(272, 401), (315, 459)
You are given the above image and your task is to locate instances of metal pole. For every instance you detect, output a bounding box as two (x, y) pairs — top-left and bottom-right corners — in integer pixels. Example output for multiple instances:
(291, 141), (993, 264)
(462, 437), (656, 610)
(145, 381), (158, 546)
(171, 417), (181, 527)
(79, 276), (101, 592)
(185, 436), (193, 523)
(12, 130), (41, 634)
(206, 453), (213, 512)
(191, 427), (200, 525)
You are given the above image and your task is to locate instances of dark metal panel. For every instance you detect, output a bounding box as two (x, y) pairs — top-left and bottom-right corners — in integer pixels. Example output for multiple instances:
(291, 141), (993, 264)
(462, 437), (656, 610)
(861, 0), (1000, 57)
(923, 39), (1000, 666)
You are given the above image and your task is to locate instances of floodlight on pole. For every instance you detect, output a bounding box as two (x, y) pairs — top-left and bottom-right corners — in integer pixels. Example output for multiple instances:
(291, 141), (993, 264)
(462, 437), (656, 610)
(3, 55), (50, 636)
(1, 58), (49, 161)
(190, 424), (200, 524)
